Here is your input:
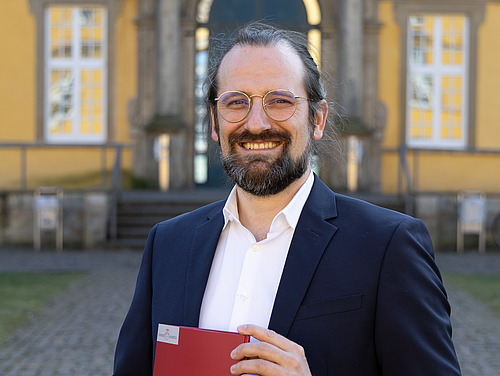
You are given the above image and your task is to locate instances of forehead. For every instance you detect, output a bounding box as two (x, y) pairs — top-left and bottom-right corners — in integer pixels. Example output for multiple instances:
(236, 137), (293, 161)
(217, 44), (305, 93)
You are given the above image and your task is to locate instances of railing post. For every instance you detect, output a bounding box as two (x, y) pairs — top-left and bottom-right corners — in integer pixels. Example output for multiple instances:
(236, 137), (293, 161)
(21, 145), (27, 190)
(108, 144), (123, 240)
(101, 145), (108, 188)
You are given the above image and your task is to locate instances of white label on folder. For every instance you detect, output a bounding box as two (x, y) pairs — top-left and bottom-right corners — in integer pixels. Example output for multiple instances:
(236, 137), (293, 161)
(157, 324), (180, 345)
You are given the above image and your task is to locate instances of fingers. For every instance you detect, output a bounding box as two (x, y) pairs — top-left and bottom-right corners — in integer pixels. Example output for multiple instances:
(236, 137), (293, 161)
(230, 325), (310, 376)
(237, 324), (305, 354)
(230, 357), (282, 376)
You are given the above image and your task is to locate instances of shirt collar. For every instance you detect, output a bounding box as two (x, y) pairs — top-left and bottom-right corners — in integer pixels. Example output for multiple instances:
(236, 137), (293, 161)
(222, 171), (315, 232)
(278, 170), (314, 230)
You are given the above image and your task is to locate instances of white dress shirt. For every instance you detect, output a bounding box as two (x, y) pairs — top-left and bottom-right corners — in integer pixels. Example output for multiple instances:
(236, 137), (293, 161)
(199, 171), (315, 333)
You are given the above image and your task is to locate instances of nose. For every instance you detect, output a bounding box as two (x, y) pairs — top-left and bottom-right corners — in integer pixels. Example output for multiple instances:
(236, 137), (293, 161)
(244, 95), (271, 134)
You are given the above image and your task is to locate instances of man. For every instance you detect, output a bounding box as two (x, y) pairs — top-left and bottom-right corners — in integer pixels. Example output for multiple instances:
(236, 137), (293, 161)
(114, 23), (461, 375)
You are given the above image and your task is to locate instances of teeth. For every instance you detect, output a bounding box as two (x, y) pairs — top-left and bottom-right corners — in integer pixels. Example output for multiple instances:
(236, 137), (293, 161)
(243, 142), (279, 150)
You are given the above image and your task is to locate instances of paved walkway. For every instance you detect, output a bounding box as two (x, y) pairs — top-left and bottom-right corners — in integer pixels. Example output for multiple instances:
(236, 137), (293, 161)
(435, 252), (500, 376)
(0, 248), (499, 376)
(0, 249), (142, 376)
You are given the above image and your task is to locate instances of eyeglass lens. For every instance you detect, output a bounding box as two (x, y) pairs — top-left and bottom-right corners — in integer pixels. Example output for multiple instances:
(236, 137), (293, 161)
(217, 90), (297, 122)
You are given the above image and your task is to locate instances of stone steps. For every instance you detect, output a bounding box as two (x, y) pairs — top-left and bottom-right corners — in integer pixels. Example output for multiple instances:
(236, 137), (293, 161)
(108, 189), (230, 249)
(108, 189), (405, 250)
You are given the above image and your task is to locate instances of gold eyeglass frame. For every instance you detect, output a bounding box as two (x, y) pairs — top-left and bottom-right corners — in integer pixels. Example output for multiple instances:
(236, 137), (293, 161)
(214, 89), (311, 123)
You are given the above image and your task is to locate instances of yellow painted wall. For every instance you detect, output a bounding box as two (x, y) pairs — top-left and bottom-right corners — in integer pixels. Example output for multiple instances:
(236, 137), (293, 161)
(381, 152), (400, 193)
(379, 1), (403, 194)
(114, 0), (137, 142)
(382, 150), (500, 194)
(0, 147), (132, 190)
(378, 2), (401, 149)
(476, 3), (500, 149)
(0, 1), (137, 189)
(0, 149), (23, 188)
(0, 0), (36, 141)
(414, 153), (500, 193)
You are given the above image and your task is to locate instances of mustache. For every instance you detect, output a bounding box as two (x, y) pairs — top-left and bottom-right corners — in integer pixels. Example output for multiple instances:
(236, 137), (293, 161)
(228, 129), (292, 145)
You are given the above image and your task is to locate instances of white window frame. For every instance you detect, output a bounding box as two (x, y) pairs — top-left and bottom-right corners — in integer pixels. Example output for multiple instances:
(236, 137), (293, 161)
(406, 15), (469, 150)
(44, 6), (108, 144)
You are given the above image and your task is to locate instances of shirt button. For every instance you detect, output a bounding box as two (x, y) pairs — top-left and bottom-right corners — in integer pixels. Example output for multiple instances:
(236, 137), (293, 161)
(252, 244), (261, 252)
(240, 292), (248, 301)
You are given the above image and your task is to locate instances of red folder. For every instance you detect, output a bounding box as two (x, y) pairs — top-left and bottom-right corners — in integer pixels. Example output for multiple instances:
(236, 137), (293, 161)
(153, 324), (250, 375)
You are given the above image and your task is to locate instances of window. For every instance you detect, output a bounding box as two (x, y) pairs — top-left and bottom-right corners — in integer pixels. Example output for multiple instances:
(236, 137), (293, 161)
(45, 6), (107, 143)
(406, 15), (468, 149)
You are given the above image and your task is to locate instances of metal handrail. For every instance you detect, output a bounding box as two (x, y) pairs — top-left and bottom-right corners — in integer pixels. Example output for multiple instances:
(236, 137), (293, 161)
(108, 144), (124, 240)
(0, 141), (131, 241)
(0, 142), (131, 190)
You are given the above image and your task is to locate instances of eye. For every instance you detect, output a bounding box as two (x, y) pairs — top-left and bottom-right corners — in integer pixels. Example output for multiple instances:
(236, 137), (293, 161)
(220, 93), (249, 108)
(275, 97), (293, 105)
(227, 98), (248, 107)
(265, 94), (295, 107)
(265, 90), (295, 108)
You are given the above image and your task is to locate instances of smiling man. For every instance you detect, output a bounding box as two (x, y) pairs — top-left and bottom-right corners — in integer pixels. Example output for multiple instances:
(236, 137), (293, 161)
(113, 23), (461, 376)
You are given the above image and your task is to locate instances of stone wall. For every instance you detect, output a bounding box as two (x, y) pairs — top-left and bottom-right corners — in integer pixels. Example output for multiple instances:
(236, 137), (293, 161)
(1, 189), (499, 252)
(415, 193), (500, 252)
(0, 191), (109, 250)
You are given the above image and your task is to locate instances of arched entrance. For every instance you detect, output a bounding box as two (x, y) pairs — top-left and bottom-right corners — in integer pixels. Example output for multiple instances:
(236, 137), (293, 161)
(193, 0), (322, 187)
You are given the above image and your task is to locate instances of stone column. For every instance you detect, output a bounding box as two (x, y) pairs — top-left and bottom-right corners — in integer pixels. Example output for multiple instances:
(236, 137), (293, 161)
(337, 0), (363, 118)
(358, 20), (385, 192)
(157, 0), (192, 190)
(325, 0), (364, 192)
(131, 0), (158, 183)
(318, 21), (346, 189)
(158, 0), (181, 114)
(179, 20), (198, 189)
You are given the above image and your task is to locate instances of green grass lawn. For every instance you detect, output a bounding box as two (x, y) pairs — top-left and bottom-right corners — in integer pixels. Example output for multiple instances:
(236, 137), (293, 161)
(0, 272), (83, 343)
(443, 274), (500, 317)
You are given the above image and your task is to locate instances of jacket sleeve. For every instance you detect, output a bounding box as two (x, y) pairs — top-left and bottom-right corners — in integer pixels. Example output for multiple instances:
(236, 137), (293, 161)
(113, 225), (157, 376)
(375, 217), (461, 375)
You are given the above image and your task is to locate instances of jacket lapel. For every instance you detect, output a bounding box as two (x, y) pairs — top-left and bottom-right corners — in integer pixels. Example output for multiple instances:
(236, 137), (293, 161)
(183, 202), (225, 327)
(269, 178), (338, 336)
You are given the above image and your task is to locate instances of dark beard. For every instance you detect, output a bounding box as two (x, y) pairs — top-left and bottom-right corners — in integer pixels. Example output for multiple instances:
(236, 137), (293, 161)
(221, 129), (311, 196)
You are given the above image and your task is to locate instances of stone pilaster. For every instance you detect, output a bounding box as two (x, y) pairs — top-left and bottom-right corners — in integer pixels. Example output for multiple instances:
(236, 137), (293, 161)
(131, 0), (158, 183)
(358, 20), (385, 192)
(337, 0), (364, 118)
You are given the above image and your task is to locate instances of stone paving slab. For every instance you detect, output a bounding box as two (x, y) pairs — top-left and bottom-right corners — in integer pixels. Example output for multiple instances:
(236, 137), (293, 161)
(0, 248), (499, 375)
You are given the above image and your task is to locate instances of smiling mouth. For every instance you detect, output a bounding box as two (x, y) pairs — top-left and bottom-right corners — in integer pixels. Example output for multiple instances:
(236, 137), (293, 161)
(241, 141), (281, 150)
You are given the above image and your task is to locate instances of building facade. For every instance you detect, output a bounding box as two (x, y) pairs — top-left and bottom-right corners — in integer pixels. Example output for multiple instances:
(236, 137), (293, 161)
(1, 0), (500, 249)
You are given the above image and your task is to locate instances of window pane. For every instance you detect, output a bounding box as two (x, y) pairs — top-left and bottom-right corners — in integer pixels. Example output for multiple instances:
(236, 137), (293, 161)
(80, 69), (104, 135)
(80, 8), (105, 58)
(409, 16), (433, 65)
(194, 28), (209, 181)
(49, 70), (74, 134)
(409, 75), (433, 140)
(441, 16), (464, 65)
(194, 154), (208, 184)
(440, 75), (463, 140)
(410, 75), (432, 107)
(49, 7), (72, 58)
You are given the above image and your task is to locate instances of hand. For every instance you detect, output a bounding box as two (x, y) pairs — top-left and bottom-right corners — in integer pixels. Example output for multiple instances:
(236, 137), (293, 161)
(230, 324), (312, 376)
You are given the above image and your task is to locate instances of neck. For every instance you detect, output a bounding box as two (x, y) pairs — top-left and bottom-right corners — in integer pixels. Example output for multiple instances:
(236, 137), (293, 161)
(236, 169), (310, 242)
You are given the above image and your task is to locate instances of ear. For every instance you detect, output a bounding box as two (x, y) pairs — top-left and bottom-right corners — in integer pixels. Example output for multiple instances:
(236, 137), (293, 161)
(210, 107), (219, 142)
(313, 100), (328, 141)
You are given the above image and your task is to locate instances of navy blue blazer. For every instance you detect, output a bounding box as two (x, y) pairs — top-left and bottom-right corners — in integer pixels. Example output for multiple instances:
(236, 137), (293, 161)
(114, 177), (461, 375)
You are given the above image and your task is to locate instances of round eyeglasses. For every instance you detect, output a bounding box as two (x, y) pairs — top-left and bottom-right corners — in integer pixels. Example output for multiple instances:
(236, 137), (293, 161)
(214, 89), (311, 123)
